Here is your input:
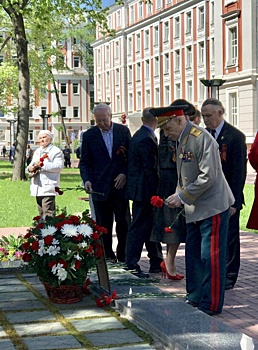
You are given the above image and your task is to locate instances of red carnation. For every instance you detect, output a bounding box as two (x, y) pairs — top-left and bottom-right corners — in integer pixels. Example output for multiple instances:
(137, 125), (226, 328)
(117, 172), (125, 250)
(33, 215), (41, 221)
(112, 290), (118, 299)
(36, 223), (44, 230)
(99, 226), (108, 234)
(24, 232), (32, 239)
(73, 234), (83, 242)
(75, 260), (81, 269)
(48, 261), (56, 269)
(85, 245), (93, 253)
(164, 227), (173, 233)
(105, 296), (112, 305)
(56, 214), (66, 219)
(58, 259), (68, 269)
(69, 215), (80, 224)
(96, 297), (104, 308)
(22, 253), (32, 262)
(94, 245), (103, 258)
(31, 241), (39, 251)
(22, 241), (30, 250)
(91, 232), (100, 240)
(150, 196), (164, 208)
(44, 235), (53, 245)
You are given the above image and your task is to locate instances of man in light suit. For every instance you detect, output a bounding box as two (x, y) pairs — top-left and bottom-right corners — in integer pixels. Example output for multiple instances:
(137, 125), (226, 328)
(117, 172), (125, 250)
(201, 98), (246, 290)
(80, 103), (131, 263)
(153, 105), (234, 315)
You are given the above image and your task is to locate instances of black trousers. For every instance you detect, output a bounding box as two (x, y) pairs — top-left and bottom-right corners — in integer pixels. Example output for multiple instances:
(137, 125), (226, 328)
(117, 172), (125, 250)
(125, 201), (163, 269)
(93, 189), (130, 262)
(226, 210), (240, 287)
(36, 196), (56, 218)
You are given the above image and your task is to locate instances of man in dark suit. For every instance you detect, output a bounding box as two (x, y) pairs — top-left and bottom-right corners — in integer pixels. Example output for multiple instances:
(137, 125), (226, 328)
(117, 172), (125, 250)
(80, 103), (131, 263)
(201, 98), (247, 290)
(125, 108), (163, 278)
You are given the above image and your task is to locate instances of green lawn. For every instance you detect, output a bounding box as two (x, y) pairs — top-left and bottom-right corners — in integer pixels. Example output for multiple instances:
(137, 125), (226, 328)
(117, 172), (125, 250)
(0, 159), (257, 233)
(0, 160), (89, 227)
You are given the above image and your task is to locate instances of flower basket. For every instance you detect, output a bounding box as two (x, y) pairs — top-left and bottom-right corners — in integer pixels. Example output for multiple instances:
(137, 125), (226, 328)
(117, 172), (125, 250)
(41, 280), (84, 304)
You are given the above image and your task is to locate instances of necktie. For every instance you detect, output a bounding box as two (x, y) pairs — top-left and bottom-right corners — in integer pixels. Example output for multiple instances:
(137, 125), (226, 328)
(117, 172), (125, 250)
(210, 129), (216, 138)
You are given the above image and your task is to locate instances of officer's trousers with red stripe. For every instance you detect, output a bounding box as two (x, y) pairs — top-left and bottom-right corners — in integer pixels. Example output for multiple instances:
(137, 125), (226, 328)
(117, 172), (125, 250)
(185, 208), (230, 313)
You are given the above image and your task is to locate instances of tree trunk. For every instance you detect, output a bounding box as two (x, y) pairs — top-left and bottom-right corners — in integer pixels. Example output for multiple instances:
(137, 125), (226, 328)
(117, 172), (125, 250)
(3, 7), (30, 181)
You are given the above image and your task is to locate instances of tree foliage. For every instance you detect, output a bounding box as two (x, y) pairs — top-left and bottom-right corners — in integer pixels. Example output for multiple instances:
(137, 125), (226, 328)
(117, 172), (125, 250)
(0, 0), (110, 180)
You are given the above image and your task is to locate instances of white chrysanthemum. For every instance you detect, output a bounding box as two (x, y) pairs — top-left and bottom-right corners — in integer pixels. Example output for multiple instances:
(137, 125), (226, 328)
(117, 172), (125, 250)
(37, 245), (46, 256)
(38, 239), (44, 247)
(46, 245), (60, 256)
(74, 253), (82, 261)
(79, 242), (89, 248)
(77, 224), (93, 237)
(52, 238), (59, 245)
(40, 226), (56, 237)
(61, 224), (78, 237)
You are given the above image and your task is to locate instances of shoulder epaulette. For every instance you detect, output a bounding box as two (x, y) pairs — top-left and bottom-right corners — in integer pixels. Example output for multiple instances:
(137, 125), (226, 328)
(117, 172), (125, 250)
(190, 127), (203, 138)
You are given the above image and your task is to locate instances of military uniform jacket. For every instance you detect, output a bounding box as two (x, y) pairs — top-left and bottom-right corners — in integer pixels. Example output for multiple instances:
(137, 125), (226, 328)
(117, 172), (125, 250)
(176, 121), (235, 223)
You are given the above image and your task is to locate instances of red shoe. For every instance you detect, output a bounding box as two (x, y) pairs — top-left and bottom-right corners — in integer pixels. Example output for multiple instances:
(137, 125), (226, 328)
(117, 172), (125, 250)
(160, 261), (184, 280)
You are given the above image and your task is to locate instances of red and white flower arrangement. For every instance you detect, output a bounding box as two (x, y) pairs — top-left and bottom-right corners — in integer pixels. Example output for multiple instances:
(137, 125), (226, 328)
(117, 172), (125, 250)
(21, 210), (107, 287)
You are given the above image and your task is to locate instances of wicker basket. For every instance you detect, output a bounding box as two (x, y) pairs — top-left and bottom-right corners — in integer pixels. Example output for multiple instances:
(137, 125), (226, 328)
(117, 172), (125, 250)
(41, 281), (84, 304)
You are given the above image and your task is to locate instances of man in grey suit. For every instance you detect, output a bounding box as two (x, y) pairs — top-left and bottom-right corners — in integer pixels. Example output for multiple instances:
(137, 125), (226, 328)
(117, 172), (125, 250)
(152, 105), (234, 316)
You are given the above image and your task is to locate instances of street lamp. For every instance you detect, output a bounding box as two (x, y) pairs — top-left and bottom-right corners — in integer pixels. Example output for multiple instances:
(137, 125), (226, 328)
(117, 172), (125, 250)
(200, 79), (227, 99)
(39, 110), (52, 129)
(6, 113), (17, 147)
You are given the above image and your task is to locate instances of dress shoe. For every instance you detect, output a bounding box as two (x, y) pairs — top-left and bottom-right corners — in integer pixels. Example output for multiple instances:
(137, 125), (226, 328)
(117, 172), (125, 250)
(131, 270), (150, 278)
(160, 261), (184, 280)
(198, 307), (221, 316)
(185, 299), (198, 308)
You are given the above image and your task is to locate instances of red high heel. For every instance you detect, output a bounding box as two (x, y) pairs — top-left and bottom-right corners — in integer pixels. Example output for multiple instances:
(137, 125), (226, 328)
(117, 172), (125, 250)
(160, 261), (184, 280)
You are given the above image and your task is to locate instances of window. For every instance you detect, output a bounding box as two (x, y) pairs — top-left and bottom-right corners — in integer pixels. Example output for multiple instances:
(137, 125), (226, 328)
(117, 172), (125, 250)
(116, 95), (120, 112)
(73, 56), (80, 68)
(137, 91), (142, 110)
(155, 87), (160, 106)
(0, 56), (3, 65)
(136, 33), (141, 52)
(175, 83), (181, 99)
(156, 0), (162, 10)
(185, 12), (192, 34)
(130, 5), (134, 23)
(145, 30), (149, 49)
(128, 37), (132, 55)
(174, 17), (180, 38)
(146, 89), (151, 106)
(164, 22), (169, 42)
(73, 38), (78, 45)
(186, 46), (192, 68)
(198, 42), (204, 65)
(61, 83), (67, 94)
(210, 1), (214, 25)
(106, 72), (110, 88)
(199, 80), (205, 100)
(116, 69), (120, 85)
(28, 130), (34, 142)
(147, 2), (152, 15)
(136, 62), (141, 81)
(115, 41), (119, 59)
(117, 10), (121, 27)
(106, 46), (110, 64)
(73, 83), (79, 94)
(41, 107), (47, 116)
(108, 16), (112, 29)
(198, 6), (204, 30)
(228, 92), (238, 126)
(145, 60), (150, 79)
(154, 26), (159, 47)
(167, 0), (172, 4)
(164, 53), (169, 74)
(175, 50), (180, 71)
(138, 2), (143, 18)
(210, 37), (215, 62)
(187, 81), (193, 101)
(128, 65), (133, 83)
(73, 107), (79, 118)
(164, 86), (170, 105)
(128, 93), (133, 111)
(29, 109), (33, 118)
(228, 26), (238, 66)
(154, 57), (159, 77)
(61, 107), (66, 118)
(225, 0), (237, 4)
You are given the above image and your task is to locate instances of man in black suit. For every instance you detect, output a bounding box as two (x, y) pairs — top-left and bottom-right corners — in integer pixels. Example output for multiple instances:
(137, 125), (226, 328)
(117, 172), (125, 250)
(201, 98), (247, 290)
(80, 103), (131, 263)
(125, 108), (163, 278)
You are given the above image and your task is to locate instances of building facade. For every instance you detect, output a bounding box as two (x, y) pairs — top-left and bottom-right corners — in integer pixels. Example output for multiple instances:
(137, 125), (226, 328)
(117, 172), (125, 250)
(0, 36), (94, 150)
(92, 0), (258, 143)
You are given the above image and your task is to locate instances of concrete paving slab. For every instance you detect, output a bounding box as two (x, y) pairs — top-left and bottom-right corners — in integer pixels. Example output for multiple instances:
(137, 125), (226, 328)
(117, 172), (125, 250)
(0, 291), (37, 301)
(0, 284), (28, 293)
(59, 307), (110, 319)
(0, 339), (16, 350)
(71, 317), (125, 332)
(102, 346), (157, 350)
(85, 329), (144, 346)
(22, 334), (83, 350)
(6, 310), (56, 323)
(0, 326), (7, 337)
(0, 299), (45, 311)
(13, 321), (68, 336)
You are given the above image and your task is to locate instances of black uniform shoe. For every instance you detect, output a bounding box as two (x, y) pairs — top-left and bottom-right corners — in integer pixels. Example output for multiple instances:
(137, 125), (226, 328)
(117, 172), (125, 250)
(198, 307), (221, 316)
(185, 300), (199, 308)
(149, 266), (162, 273)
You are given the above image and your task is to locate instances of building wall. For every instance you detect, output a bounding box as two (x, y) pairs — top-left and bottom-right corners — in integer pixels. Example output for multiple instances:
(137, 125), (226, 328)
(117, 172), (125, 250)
(93, 0), (258, 143)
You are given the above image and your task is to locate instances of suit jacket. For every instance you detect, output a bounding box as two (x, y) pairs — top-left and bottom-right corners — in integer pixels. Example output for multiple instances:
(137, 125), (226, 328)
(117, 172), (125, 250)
(126, 125), (159, 202)
(247, 132), (258, 229)
(176, 121), (235, 223)
(80, 123), (131, 201)
(216, 121), (246, 210)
